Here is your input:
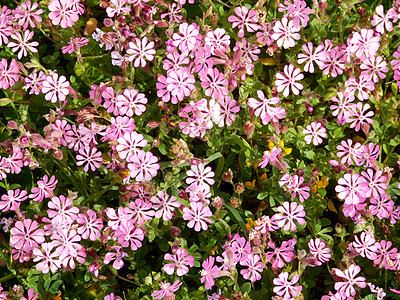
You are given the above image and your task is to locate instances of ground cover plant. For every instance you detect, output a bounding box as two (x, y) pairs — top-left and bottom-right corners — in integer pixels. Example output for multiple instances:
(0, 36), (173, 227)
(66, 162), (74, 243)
(0, 0), (400, 299)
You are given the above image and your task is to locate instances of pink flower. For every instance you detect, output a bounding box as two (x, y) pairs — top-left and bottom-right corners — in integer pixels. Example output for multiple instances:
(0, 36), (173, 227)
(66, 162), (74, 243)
(127, 198), (155, 224)
(333, 264), (367, 297)
(370, 194), (394, 219)
(228, 6), (259, 38)
(14, 1), (43, 30)
(247, 90), (280, 125)
(115, 220), (144, 250)
(150, 191), (180, 221)
(371, 5), (395, 34)
(0, 189), (28, 212)
(76, 146), (103, 172)
(205, 28), (230, 54)
(372, 240), (397, 269)
(352, 232), (377, 260)
(336, 139), (362, 166)
(360, 56), (388, 83)
(166, 68), (196, 101)
(48, 0), (80, 28)
(303, 121), (327, 145)
(275, 64), (304, 97)
(29, 175), (58, 202)
(265, 239), (296, 269)
(61, 37), (89, 54)
(290, 175), (310, 202)
(335, 173), (367, 205)
(348, 29), (380, 59)
(151, 280), (182, 299)
(32, 242), (62, 273)
(183, 202), (213, 231)
(172, 22), (201, 52)
(127, 37), (155, 68)
(353, 143), (380, 167)
(47, 195), (79, 224)
(348, 102), (374, 132)
(240, 253), (265, 282)
(116, 131), (147, 160)
(127, 150), (159, 182)
(272, 17), (300, 49)
(10, 219), (45, 252)
(20, 288), (39, 300)
(42, 73), (70, 103)
(163, 248), (194, 276)
(0, 59), (19, 90)
(321, 46), (346, 77)
(25, 71), (46, 95)
(273, 272), (302, 299)
(218, 96), (240, 127)
(200, 68), (229, 100)
(279, 0), (311, 29)
(8, 30), (38, 60)
(297, 42), (326, 73)
(330, 91), (355, 124)
(360, 169), (387, 198)
(76, 209), (103, 241)
(186, 163), (215, 189)
(116, 88), (148, 117)
(231, 234), (252, 263)
(103, 246), (128, 270)
(274, 201), (306, 231)
(308, 238), (331, 264)
(345, 74), (375, 101)
(200, 256), (220, 290)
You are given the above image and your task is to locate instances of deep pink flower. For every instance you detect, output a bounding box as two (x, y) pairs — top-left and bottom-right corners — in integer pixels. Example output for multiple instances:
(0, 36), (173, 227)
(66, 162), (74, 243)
(0, 188), (27, 212)
(61, 37), (89, 54)
(48, 0), (79, 28)
(275, 64), (304, 97)
(205, 28), (230, 54)
(163, 248), (194, 276)
(240, 253), (265, 282)
(360, 56), (388, 83)
(348, 102), (374, 132)
(200, 68), (229, 100)
(127, 37), (155, 68)
(290, 175), (310, 202)
(248, 90), (280, 125)
(25, 71), (47, 95)
(200, 256), (220, 290)
(321, 46), (346, 77)
(273, 272), (302, 299)
(76, 146), (103, 172)
(166, 68), (196, 102)
(10, 219), (45, 252)
(0, 59), (19, 90)
(47, 195), (79, 224)
(104, 246), (128, 270)
(32, 242), (62, 273)
(127, 198), (155, 225)
(183, 202), (213, 231)
(371, 5), (395, 34)
(231, 234), (252, 263)
(336, 139), (362, 166)
(265, 239), (296, 269)
(228, 6), (259, 38)
(352, 232), (377, 260)
(333, 265), (367, 297)
(370, 194), (394, 219)
(353, 142), (380, 167)
(172, 22), (201, 52)
(217, 96), (240, 127)
(372, 240), (397, 269)
(115, 220), (144, 250)
(14, 1), (43, 30)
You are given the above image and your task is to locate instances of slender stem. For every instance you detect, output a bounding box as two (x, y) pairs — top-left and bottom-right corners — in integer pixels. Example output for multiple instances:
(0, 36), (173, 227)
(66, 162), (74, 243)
(0, 273), (15, 283)
(81, 177), (119, 206)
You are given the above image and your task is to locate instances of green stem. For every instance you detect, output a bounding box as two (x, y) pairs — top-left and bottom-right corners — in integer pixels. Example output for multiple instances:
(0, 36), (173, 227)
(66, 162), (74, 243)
(0, 273), (15, 283)
(80, 178), (119, 206)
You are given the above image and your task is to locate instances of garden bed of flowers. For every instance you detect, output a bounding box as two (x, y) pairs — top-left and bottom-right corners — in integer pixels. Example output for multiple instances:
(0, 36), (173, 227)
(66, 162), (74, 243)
(0, 0), (400, 299)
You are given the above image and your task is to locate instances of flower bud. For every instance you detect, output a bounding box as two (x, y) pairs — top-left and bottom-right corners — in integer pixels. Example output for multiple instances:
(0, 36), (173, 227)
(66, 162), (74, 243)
(12, 285), (24, 297)
(222, 169), (233, 182)
(295, 169), (304, 177)
(234, 183), (245, 194)
(147, 121), (161, 129)
(230, 197), (239, 208)
(170, 226), (181, 238)
(243, 121), (254, 137)
(7, 121), (18, 130)
(212, 196), (224, 211)
(53, 149), (63, 160)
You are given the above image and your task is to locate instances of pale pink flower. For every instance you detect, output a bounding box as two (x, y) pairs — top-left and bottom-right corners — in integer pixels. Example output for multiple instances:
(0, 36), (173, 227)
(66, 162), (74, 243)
(32, 242), (62, 273)
(116, 88), (148, 117)
(76, 209), (103, 241)
(228, 6), (259, 38)
(335, 173), (367, 205)
(186, 163), (215, 189)
(115, 220), (144, 250)
(42, 73), (70, 103)
(303, 121), (327, 145)
(200, 256), (220, 290)
(29, 175), (58, 202)
(172, 22), (201, 52)
(47, 195), (79, 224)
(333, 264), (367, 297)
(371, 5), (395, 34)
(360, 56), (388, 83)
(116, 131), (147, 160)
(265, 239), (296, 269)
(103, 246), (128, 270)
(348, 102), (374, 132)
(106, 0), (131, 17)
(348, 29), (380, 59)
(166, 68), (196, 101)
(0, 189), (27, 212)
(127, 37), (155, 68)
(372, 240), (397, 269)
(126, 150), (159, 182)
(76, 146), (103, 172)
(352, 232), (377, 260)
(183, 202), (213, 231)
(150, 191), (180, 221)
(205, 28), (230, 54)
(330, 91), (355, 124)
(61, 37), (89, 54)
(127, 198), (155, 224)
(275, 64), (304, 97)
(297, 42), (325, 73)
(25, 71), (47, 95)
(271, 17), (300, 49)
(274, 201), (306, 231)
(345, 74), (375, 101)
(151, 280), (182, 299)
(290, 175), (310, 202)
(200, 68), (229, 100)
(8, 30), (38, 60)
(217, 96), (240, 127)
(308, 238), (331, 264)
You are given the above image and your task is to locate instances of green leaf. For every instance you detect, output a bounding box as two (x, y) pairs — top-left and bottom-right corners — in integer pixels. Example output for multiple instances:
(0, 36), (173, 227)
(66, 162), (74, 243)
(229, 135), (252, 157)
(224, 203), (248, 238)
(241, 282), (251, 294)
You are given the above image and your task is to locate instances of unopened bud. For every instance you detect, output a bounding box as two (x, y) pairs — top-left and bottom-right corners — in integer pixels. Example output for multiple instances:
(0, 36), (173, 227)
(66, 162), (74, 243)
(53, 149), (63, 160)
(152, 138), (161, 147)
(243, 121), (254, 137)
(12, 285), (24, 297)
(222, 169), (233, 182)
(230, 197), (239, 208)
(170, 226), (181, 238)
(212, 196), (224, 211)
(234, 183), (245, 194)
(147, 121), (161, 129)
(7, 121), (18, 130)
